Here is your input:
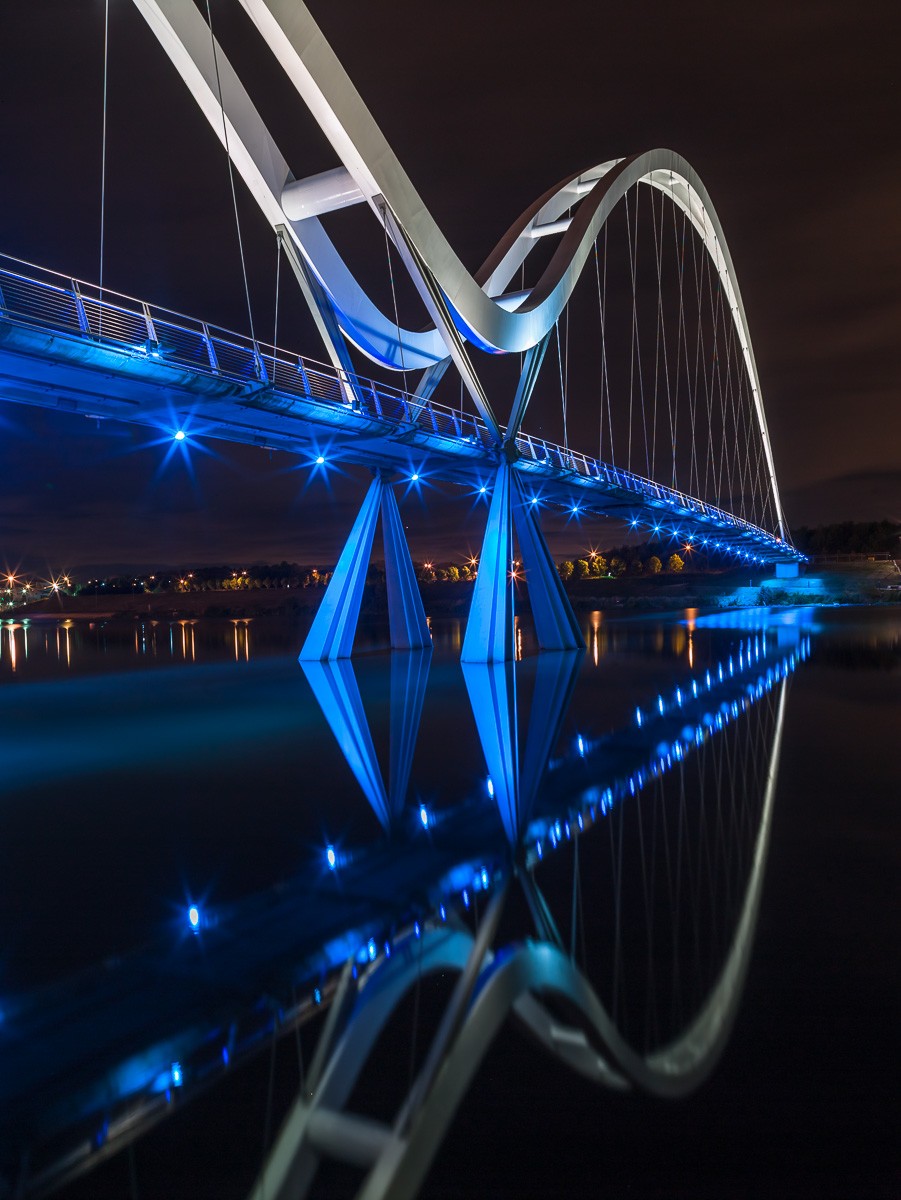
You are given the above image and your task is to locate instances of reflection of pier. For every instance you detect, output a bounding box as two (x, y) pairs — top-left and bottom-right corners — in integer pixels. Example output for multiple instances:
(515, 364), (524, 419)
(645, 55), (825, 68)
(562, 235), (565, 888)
(0, 624), (807, 1197)
(301, 651), (431, 831)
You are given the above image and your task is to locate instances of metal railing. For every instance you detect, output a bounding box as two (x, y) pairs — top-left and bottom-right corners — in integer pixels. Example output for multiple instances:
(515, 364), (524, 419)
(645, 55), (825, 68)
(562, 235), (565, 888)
(0, 253), (790, 553)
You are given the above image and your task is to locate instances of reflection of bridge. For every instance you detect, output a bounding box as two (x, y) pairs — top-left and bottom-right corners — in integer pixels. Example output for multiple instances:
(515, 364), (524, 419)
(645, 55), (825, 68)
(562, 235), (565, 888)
(0, 0), (803, 662)
(0, 615), (808, 1197)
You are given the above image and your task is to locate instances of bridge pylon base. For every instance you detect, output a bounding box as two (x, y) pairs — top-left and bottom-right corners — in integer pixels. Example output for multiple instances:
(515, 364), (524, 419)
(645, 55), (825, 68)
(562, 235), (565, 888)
(462, 464), (583, 663)
(299, 474), (430, 661)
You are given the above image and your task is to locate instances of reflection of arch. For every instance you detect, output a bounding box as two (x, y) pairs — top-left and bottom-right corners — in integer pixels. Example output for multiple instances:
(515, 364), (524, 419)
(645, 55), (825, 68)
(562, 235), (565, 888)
(250, 677), (788, 1200)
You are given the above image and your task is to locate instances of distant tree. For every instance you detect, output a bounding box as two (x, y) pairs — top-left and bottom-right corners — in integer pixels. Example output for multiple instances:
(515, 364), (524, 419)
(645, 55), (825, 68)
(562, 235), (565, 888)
(792, 520), (901, 556)
(575, 558), (590, 579)
(559, 560), (575, 581)
(647, 555), (663, 574)
(436, 567), (448, 582)
(629, 558), (644, 575)
(459, 564), (472, 581)
(446, 565), (460, 583)
(609, 556), (626, 577)
(667, 553), (685, 573)
(595, 554), (608, 576)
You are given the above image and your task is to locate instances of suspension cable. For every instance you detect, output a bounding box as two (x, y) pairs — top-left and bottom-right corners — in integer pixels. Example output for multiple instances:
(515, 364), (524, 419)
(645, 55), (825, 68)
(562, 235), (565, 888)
(99, 0), (110, 315)
(271, 232), (282, 376)
(381, 203), (409, 394)
(555, 320), (568, 451)
(205, 0), (257, 345)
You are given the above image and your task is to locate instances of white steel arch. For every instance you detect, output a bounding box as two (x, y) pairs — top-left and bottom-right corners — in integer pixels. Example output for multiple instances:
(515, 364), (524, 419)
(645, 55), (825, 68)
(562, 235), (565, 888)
(131, 0), (787, 537)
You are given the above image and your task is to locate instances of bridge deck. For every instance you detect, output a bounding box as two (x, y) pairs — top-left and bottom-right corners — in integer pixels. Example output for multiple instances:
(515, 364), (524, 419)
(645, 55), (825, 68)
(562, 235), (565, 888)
(0, 257), (800, 563)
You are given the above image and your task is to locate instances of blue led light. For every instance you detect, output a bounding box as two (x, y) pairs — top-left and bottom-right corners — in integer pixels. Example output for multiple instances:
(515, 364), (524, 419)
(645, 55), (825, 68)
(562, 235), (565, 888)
(315, 455), (325, 465)
(411, 473), (419, 481)
(326, 845), (337, 870)
(531, 496), (539, 504)
(174, 430), (186, 441)
(479, 485), (487, 493)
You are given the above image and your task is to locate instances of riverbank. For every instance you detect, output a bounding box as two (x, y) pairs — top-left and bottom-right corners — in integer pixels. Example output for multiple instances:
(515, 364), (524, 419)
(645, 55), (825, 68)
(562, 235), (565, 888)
(7, 561), (898, 622)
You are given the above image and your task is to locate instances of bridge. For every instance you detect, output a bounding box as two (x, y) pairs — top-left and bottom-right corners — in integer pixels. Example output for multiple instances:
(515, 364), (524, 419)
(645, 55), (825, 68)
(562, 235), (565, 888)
(0, 0), (803, 664)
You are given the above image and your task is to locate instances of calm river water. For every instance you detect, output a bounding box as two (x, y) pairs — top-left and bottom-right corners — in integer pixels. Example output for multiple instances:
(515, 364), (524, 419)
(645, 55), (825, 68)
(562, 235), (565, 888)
(0, 605), (897, 1198)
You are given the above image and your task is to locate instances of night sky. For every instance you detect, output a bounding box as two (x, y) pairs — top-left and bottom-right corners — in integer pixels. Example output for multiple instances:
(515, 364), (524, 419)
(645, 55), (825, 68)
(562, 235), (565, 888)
(1, 0), (899, 575)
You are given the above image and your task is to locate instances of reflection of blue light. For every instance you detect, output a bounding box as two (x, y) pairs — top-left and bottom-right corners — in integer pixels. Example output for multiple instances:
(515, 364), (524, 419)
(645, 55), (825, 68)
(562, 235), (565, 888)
(414, 921), (422, 936)
(419, 804), (430, 829)
(577, 734), (585, 756)
(188, 905), (200, 931)
(326, 845), (337, 870)
(171, 1062), (183, 1087)
(222, 1046), (230, 1065)
(636, 707), (643, 727)
(480, 867), (490, 888)
(440, 905), (447, 921)
(462, 889), (470, 909)
(367, 938), (377, 961)
(313, 988), (322, 1004)
(486, 776), (494, 798)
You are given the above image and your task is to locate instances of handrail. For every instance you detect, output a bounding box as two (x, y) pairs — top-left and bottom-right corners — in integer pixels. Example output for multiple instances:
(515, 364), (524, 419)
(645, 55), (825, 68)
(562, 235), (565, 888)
(0, 256), (792, 554)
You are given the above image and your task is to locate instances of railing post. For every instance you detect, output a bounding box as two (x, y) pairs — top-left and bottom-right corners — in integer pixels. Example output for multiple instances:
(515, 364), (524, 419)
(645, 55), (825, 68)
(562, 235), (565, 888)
(71, 281), (90, 334)
(202, 324), (220, 372)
